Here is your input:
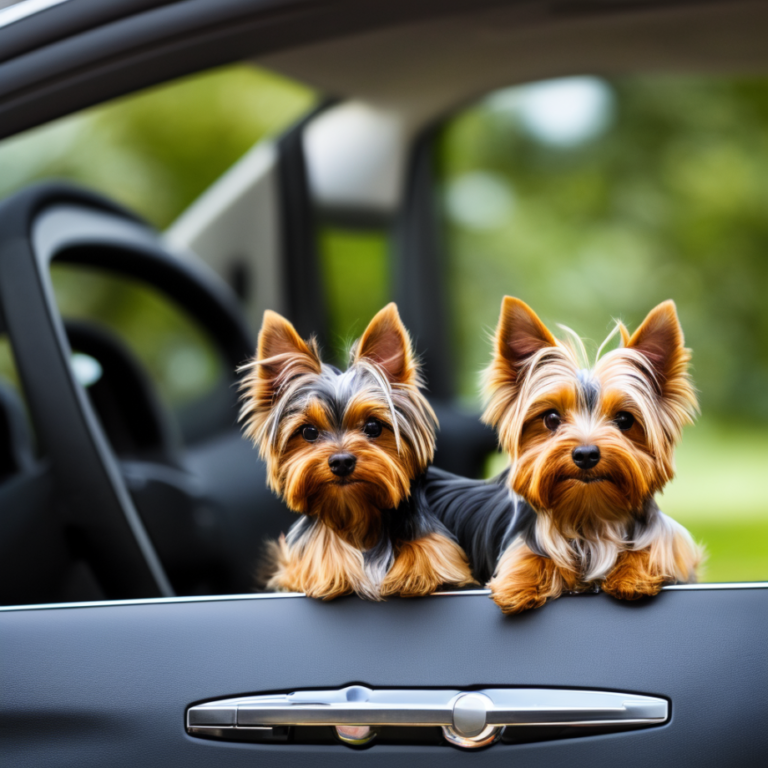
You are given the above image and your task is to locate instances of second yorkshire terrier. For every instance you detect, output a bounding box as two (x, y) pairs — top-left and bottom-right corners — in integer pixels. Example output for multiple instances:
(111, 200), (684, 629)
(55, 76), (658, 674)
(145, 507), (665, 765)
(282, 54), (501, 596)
(239, 303), (475, 600)
(428, 297), (702, 614)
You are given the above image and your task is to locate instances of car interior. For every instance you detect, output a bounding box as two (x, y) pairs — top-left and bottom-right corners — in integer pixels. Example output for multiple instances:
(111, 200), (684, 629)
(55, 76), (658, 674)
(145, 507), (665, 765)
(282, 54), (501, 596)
(1, 2), (766, 766)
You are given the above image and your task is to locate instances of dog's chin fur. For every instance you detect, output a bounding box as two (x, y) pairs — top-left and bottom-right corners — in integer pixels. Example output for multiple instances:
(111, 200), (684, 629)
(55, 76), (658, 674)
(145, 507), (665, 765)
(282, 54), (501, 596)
(297, 482), (391, 552)
(514, 434), (656, 532)
(428, 297), (704, 613)
(240, 303), (475, 600)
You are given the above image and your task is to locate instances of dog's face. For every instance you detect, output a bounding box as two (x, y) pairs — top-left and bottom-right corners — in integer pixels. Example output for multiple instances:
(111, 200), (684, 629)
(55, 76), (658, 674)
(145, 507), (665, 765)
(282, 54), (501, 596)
(239, 304), (437, 542)
(483, 298), (698, 533)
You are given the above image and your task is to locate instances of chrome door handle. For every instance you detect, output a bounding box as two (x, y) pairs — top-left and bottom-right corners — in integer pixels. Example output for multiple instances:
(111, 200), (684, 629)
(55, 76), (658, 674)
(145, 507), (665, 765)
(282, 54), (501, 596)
(187, 685), (668, 748)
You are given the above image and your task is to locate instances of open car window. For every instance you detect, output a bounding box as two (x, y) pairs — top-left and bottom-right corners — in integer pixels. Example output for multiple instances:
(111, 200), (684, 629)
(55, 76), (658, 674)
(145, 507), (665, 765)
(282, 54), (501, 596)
(0, 63), (316, 230)
(436, 74), (768, 583)
(1, 57), (766, 608)
(0, 64), (317, 607)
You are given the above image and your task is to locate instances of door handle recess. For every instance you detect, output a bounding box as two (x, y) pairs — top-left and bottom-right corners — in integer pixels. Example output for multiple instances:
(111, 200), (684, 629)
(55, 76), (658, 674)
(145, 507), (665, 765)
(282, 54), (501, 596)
(187, 686), (668, 749)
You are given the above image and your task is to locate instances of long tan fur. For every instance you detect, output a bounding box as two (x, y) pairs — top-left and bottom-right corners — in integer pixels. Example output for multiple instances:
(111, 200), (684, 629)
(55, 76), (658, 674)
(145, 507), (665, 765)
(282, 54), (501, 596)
(265, 528), (374, 601)
(483, 297), (703, 613)
(486, 539), (579, 614)
(241, 304), (470, 600)
(380, 533), (476, 598)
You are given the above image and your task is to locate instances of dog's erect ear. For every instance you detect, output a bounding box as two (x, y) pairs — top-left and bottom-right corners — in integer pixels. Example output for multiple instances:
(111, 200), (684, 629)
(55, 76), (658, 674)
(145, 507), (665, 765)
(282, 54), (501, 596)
(354, 303), (416, 385)
(255, 310), (321, 394)
(494, 296), (557, 376)
(617, 321), (631, 348)
(626, 301), (687, 385)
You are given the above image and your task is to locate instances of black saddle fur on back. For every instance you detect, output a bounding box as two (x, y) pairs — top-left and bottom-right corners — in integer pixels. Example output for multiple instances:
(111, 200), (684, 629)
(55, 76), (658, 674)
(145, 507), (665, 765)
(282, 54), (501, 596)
(423, 466), (537, 583)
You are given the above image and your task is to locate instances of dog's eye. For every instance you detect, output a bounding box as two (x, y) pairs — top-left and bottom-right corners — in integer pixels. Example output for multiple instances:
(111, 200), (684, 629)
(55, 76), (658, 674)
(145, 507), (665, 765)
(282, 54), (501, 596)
(363, 419), (383, 438)
(543, 410), (562, 431)
(301, 425), (319, 442)
(614, 411), (635, 431)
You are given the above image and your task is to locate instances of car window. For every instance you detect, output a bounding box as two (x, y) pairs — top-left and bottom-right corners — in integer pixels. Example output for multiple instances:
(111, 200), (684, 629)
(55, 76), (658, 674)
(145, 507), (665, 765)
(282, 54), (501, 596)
(0, 63), (316, 229)
(436, 75), (768, 583)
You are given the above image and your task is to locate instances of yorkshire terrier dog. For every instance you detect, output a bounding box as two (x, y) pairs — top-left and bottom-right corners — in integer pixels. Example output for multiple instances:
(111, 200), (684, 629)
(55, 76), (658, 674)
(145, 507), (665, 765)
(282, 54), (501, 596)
(427, 297), (702, 614)
(239, 303), (475, 600)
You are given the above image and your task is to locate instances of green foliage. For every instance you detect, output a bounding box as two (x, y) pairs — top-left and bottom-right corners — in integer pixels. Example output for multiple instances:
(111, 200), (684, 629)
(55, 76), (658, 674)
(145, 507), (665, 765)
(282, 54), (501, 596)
(0, 64), (316, 228)
(319, 228), (390, 365)
(685, 519), (768, 583)
(438, 76), (768, 424)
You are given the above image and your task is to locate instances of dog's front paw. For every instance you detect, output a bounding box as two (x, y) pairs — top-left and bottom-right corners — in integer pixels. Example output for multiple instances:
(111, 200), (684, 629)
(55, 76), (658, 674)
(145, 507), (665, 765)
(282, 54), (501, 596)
(265, 529), (374, 600)
(488, 580), (549, 614)
(380, 556), (442, 598)
(303, 579), (354, 601)
(486, 542), (568, 614)
(380, 533), (475, 597)
(268, 558), (355, 599)
(602, 550), (665, 600)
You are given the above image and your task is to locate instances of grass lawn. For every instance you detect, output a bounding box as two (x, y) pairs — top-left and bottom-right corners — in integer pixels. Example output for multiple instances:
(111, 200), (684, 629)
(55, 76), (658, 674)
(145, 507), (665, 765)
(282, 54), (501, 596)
(681, 518), (768, 583)
(660, 420), (768, 583)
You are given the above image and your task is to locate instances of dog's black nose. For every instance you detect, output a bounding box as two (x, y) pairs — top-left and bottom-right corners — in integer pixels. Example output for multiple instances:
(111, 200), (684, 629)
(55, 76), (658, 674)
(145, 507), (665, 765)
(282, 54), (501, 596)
(329, 452), (357, 477)
(572, 445), (600, 470)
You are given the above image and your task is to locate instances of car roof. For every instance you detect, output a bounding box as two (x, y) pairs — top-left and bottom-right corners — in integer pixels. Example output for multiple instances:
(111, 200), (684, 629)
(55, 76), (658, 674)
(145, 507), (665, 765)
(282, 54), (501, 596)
(1, 0), (767, 139)
(263, 0), (768, 131)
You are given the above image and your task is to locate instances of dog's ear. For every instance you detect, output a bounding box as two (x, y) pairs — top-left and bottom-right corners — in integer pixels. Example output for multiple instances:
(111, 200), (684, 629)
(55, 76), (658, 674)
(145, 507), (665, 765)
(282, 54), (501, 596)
(617, 321), (631, 348)
(483, 298), (557, 430)
(255, 310), (322, 396)
(626, 300), (688, 388)
(353, 303), (416, 386)
(239, 311), (322, 452)
(493, 296), (557, 377)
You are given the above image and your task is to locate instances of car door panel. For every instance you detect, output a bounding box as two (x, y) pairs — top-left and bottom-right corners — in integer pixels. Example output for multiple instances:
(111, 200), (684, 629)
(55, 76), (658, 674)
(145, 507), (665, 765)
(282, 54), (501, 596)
(2, 587), (766, 767)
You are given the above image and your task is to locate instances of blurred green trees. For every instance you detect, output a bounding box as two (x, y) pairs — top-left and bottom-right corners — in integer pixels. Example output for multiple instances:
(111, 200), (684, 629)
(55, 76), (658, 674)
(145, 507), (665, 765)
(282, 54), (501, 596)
(0, 64), (315, 228)
(319, 228), (390, 363)
(438, 76), (768, 427)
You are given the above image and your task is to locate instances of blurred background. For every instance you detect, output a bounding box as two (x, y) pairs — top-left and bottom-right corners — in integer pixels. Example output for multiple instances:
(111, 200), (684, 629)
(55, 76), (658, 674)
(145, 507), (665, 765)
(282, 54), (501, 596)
(0, 63), (765, 582)
(438, 74), (768, 583)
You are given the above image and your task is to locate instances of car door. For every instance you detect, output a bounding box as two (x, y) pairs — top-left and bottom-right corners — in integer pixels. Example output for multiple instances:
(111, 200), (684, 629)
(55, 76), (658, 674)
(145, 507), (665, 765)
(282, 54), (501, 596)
(3, 585), (767, 766)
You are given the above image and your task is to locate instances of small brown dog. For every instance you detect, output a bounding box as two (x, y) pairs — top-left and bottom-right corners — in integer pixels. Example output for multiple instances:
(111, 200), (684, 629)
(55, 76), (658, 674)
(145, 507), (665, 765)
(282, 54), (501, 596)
(239, 303), (475, 600)
(427, 297), (702, 613)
